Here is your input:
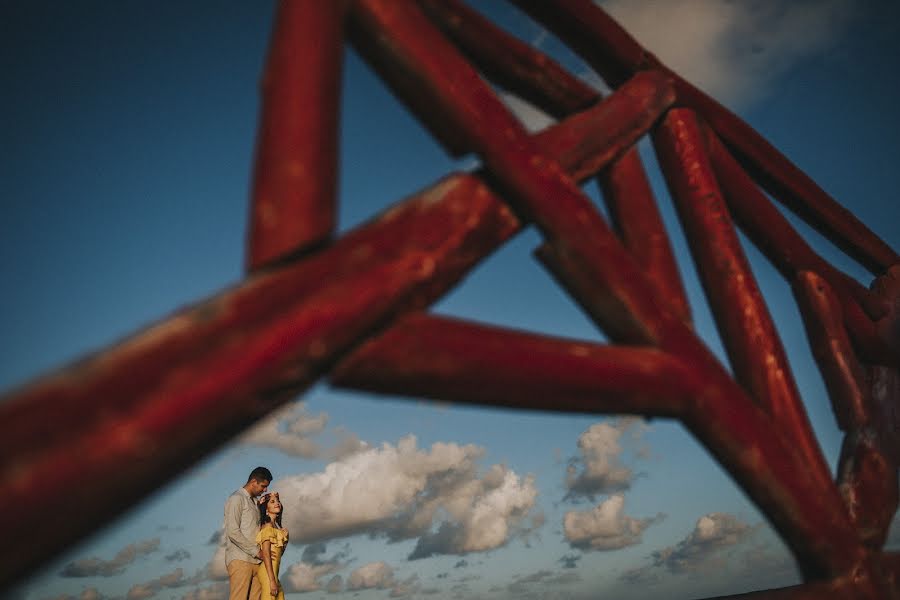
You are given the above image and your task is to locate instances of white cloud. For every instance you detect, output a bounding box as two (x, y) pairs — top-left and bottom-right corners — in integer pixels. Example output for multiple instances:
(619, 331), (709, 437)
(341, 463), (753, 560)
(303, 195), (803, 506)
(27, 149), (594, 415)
(500, 93), (557, 133)
(204, 544), (228, 581)
(621, 512), (758, 583)
(507, 569), (582, 594)
(597, 0), (855, 107)
(566, 418), (645, 500)
(41, 589), (110, 600)
(564, 494), (663, 550)
(238, 402), (327, 458)
(276, 435), (539, 558)
(347, 561), (395, 590)
(179, 582), (228, 600)
(282, 561), (342, 593)
(60, 538), (160, 577)
(652, 513), (756, 573)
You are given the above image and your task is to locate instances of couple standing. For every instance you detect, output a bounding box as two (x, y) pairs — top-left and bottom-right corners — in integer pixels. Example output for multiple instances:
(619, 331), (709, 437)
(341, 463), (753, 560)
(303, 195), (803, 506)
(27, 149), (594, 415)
(224, 467), (290, 599)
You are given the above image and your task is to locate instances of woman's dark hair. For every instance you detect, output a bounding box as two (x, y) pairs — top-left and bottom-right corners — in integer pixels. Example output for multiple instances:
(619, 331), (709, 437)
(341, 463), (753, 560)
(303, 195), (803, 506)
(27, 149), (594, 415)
(259, 493), (283, 527)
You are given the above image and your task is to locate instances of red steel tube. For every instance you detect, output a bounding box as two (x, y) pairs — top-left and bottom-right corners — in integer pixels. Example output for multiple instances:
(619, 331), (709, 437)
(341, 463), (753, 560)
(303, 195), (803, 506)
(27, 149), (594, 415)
(792, 272), (872, 432)
(704, 127), (894, 365)
(793, 273), (898, 549)
(246, 0), (347, 270)
(652, 108), (833, 497)
(600, 148), (692, 325)
(510, 0), (899, 275)
(332, 312), (702, 416)
(419, 0), (598, 119)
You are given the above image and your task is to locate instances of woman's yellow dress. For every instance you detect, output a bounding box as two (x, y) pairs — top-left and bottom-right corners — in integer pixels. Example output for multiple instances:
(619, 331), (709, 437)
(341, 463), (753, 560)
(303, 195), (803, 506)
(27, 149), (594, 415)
(256, 524), (289, 599)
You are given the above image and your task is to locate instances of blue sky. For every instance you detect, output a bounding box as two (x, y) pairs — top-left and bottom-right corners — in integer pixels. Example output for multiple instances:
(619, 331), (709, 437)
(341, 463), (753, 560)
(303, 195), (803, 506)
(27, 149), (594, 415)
(3, 1), (899, 599)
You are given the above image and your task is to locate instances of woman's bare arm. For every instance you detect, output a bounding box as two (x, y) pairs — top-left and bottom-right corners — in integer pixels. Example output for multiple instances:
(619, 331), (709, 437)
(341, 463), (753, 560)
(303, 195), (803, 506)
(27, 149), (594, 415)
(260, 538), (278, 595)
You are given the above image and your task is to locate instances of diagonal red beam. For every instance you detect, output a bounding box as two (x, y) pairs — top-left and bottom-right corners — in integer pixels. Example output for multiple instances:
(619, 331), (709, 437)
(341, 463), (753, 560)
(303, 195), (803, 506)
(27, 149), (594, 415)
(419, 0), (690, 322)
(510, 0), (899, 275)
(246, 0), (347, 270)
(332, 312), (701, 415)
(653, 108), (833, 496)
(348, 0), (863, 579)
(420, 0), (598, 119)
(793, 271), (898, 549)
(792, 273), (874, 432)
(702, 127), (897, 367)
(600, 148), (692, 325)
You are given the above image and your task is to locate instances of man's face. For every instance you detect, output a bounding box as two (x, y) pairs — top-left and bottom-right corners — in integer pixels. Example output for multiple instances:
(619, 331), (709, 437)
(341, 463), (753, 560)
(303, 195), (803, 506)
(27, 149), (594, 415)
(248, 478), (270, 497)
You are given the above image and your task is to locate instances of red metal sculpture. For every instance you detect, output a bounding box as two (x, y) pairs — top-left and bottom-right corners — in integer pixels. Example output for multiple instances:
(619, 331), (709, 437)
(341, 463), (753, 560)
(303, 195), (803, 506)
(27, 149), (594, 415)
(1, 1), (897, 596)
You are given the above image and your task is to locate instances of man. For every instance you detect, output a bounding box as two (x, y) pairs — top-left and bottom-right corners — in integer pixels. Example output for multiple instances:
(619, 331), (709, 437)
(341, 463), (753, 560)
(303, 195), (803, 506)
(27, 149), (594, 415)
(225, 466), (272, 600)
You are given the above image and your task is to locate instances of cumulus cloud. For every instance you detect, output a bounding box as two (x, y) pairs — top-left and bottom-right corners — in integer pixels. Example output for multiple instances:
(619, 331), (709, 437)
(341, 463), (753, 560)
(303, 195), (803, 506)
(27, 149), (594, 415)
(179, 582), (228, 600)
(282, 561), (343, 593)
(276, 435), (539, 559)
(204, 544), (228, 581)
(206, 529), (222, 545)
(126, 568), (201, 599)
(563, 494), (663, 551)
(166, 548), (191, 562)
(389, 573), (423, 598)
(597, 0), (855, 107)
(507, 569), (582, 594)
(621, 512), (758, 584)
(41, 589), (109, 600)
(325, 574), (344, 593)
(565, 418), (646, 501)
(238, 402), (328, 458)
(559, 553), (581, 569)
(60, 538), (160, 577)
(654, 513), (756, 573)
(347, 561), (395, 591)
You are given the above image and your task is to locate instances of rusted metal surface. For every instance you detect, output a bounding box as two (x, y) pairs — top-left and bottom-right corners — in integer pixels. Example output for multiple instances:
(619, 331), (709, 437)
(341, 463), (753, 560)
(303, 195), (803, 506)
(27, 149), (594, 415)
(420, 0), (598, 119)
(652, 108), (833, 495)
(333, 313), (701, 416)
(3, 0), (899, 596)
(247, 0), (347, 269)
(599, 147), (692, 325)
(793, 271), (898, 550)
(703, 126), (894, 365)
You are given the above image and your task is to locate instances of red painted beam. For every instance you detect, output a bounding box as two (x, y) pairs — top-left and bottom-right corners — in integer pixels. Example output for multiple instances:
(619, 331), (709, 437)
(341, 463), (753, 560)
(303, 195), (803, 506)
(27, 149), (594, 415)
(600, 148), (692, 325)
(420, 0), (597, 120)
(652, 108), (833, 498)
(246, 0), (347, 269)
(332, 312), (701, 416)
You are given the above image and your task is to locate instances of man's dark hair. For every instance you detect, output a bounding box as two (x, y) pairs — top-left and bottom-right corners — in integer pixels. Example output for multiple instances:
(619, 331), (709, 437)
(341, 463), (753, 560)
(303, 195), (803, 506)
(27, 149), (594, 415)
(247, 466), (273, 483)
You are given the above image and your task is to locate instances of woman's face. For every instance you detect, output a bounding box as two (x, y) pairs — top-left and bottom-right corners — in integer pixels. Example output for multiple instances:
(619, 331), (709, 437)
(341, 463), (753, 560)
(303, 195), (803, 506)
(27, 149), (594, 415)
(266, 493), (282, 514)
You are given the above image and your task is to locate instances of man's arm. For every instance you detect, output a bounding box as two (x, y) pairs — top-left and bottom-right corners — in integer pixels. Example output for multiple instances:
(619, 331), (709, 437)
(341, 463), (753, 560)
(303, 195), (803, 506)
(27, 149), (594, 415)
(224, 496), (259, 557)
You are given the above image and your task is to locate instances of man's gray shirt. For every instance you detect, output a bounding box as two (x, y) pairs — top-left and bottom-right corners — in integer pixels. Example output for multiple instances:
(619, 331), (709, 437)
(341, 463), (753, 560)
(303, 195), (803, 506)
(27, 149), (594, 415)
(224, 488), (261, 565)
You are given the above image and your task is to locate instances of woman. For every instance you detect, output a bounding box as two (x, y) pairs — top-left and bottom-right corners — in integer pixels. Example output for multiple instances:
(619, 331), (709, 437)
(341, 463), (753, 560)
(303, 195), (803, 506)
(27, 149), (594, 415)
(256, 491), (289, 598)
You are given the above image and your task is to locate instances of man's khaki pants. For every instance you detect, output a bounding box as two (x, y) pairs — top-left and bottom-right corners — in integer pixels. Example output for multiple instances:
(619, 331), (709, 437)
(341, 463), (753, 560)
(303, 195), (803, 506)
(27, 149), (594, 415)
(227, 559), (262, 600)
